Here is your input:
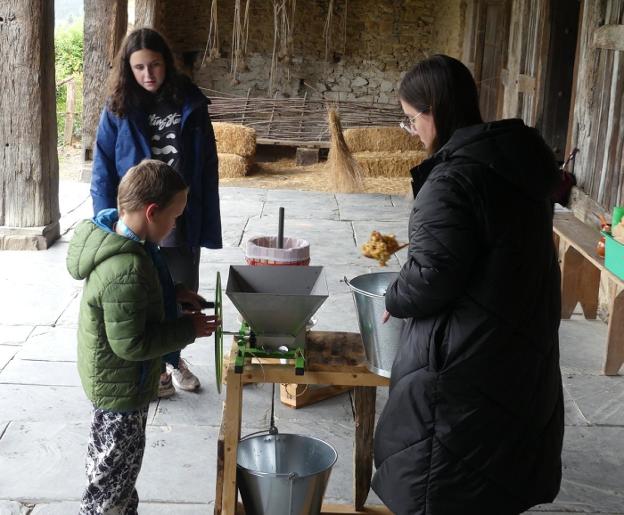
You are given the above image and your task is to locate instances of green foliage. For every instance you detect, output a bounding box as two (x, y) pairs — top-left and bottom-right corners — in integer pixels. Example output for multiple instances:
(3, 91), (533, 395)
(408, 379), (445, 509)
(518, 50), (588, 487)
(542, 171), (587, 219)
(55, 19), (84, 145)
(55, 19), (83, 78)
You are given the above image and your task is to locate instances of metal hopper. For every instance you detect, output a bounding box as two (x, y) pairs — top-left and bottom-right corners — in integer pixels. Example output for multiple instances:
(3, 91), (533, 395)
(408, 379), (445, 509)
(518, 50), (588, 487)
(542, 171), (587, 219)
(225, 265), (328, 350)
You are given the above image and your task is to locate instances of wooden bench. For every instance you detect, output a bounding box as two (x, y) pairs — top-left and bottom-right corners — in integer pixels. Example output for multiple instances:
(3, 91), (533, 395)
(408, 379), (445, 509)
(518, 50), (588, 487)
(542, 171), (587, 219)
(553, 212), (624, 375)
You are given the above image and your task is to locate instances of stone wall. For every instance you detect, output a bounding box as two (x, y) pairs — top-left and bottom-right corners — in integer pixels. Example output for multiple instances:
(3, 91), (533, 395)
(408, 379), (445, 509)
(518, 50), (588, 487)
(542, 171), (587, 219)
(155, 0), (464, 103)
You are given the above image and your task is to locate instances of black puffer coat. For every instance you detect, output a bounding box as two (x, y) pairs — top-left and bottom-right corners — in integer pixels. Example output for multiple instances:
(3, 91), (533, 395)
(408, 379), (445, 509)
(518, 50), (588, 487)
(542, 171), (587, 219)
(372, 119), (564, 515)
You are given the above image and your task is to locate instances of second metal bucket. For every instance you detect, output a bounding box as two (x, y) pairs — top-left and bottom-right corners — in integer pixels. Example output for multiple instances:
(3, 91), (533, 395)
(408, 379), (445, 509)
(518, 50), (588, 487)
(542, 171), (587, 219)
(346, 272), (404, 378)
(237, 433), (337, 515)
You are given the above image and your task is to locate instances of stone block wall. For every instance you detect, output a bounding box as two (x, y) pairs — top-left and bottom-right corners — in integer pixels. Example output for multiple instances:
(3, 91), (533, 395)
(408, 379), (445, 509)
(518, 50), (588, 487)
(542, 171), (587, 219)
(155, 0), (464, 103)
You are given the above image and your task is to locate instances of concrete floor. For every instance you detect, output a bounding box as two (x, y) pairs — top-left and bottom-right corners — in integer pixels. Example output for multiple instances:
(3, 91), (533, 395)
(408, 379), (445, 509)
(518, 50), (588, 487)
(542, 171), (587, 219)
(0, 180), (623, 514)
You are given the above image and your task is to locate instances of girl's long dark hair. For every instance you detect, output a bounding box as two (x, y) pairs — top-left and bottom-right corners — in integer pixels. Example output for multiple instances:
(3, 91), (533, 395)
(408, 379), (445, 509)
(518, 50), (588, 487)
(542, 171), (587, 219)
(399, 54), (483, 152)
(107, 28), (190, 117)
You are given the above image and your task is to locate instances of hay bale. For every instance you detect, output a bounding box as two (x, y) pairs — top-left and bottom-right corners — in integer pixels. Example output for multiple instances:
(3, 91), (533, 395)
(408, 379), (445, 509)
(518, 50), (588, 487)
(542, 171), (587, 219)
(344, 127), (424, 153)
(353, 150), (428, 177)
(213, 122), (256, 158)
(218, 153), (251, 178)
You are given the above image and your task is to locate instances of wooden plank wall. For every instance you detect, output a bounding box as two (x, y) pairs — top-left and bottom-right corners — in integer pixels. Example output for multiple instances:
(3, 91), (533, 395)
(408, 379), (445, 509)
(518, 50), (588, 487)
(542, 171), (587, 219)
(571, 0), (624, 210)
(501, 0), (549, 126)
(462, 0), (511, 122)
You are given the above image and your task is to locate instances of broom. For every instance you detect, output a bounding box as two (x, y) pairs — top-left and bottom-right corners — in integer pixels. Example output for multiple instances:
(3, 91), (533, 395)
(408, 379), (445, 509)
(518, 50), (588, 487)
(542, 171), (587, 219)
(326, 107), (364, 193)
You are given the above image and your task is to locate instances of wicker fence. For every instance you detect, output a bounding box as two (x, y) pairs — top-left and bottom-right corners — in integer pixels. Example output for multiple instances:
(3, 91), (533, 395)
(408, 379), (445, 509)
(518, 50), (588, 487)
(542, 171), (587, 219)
(203, 88), (403, 147)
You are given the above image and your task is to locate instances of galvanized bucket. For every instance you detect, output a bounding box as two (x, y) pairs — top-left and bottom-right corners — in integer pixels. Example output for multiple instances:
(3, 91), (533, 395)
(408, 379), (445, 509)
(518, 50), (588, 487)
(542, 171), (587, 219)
(345, 272), (404, 378)
(237, 433), (337, 515)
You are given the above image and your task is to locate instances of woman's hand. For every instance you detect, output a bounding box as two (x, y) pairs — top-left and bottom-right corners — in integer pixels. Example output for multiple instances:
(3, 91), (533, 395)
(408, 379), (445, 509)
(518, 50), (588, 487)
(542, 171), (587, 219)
(177, 289), (208, 312)
(382, 310), (391, 324)
(188, 313), (220, 337)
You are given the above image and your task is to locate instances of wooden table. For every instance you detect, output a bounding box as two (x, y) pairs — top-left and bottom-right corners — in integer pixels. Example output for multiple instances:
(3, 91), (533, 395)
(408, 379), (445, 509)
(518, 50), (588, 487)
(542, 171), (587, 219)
(214, 331), (392, 515)
(554, 212), (624, 374)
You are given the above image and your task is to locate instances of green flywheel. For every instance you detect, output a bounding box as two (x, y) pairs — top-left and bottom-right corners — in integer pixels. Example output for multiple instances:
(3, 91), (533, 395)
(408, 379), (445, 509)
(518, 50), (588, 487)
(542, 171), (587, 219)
(215, 271), (223, 394)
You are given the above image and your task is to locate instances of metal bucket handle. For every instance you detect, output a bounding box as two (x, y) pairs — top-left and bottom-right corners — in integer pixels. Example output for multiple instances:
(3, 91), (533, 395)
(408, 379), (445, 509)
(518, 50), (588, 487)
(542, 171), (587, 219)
(344, 276), (386, 299)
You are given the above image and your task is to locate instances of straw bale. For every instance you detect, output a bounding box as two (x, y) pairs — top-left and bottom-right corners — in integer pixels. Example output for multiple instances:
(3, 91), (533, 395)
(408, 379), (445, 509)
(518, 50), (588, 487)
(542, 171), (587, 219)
(354, 150), (428, 177)
(218, 153), (251, 178)
(213, 122), (256, 158)
(344, 127), (424, 153)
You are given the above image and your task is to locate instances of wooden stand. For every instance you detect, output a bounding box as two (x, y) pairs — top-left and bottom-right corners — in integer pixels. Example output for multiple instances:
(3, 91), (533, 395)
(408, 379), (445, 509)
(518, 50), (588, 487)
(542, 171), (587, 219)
(554, 212), (624, 374)
(214, 331), (391, 515)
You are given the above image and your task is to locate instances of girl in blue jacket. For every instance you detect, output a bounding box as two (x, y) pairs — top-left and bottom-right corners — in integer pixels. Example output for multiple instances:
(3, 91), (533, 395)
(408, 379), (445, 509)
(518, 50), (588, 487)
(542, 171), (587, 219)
(91, 27), (222, 396)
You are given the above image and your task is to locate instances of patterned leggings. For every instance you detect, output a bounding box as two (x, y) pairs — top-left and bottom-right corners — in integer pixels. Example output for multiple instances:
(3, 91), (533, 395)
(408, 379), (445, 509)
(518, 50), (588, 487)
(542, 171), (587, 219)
(79, 407), (149, 515)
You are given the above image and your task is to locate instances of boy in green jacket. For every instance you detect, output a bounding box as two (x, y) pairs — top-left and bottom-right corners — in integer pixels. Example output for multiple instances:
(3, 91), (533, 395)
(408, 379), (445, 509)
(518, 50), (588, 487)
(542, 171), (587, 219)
(67, 159), (218, 514)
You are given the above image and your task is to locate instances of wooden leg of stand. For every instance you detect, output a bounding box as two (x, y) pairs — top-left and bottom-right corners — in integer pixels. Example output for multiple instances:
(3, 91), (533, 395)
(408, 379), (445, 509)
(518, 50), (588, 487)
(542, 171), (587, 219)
(214, 403), (226, 515)
(604, 285), (624, 376)
(222, 368), (243, 515)
(353, 386), (376, 510)
(560, 244), (600, 319)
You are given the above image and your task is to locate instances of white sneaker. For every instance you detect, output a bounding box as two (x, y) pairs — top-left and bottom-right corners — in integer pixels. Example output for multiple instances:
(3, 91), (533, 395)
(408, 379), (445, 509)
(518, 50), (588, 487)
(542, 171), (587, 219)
(168, 358), (201, 391)
(158, 372), (176, 398)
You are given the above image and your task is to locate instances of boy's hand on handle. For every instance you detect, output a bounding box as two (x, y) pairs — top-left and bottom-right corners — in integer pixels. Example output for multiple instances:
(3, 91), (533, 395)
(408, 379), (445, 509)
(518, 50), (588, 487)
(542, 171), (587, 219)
(188, 313), (220, 338)
(382, 310), (391, 324)
(177, 289), (208, 312)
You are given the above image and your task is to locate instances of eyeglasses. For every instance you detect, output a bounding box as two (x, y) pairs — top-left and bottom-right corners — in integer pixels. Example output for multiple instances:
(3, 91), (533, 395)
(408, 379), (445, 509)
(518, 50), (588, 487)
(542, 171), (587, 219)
(399, 111), (425, 134)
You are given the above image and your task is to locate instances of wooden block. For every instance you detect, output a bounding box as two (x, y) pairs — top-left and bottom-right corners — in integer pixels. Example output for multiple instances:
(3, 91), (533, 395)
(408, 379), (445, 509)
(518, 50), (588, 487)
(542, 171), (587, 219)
(296, 146), (320, 165)
(280, 383), (352, 408)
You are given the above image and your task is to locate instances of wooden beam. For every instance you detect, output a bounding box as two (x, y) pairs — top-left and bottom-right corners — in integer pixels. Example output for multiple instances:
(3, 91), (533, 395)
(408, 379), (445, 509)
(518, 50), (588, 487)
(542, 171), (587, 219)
(257, 138), (331, 148)
(240, 367), (389, 387)
(592, 24), (624, 52)
(82, 0), (128, 162)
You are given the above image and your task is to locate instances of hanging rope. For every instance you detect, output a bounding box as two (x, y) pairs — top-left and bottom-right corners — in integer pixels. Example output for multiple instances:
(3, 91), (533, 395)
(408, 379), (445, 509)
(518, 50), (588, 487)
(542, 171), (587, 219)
(268, 0), (296, 95)
(323, 0), (335, 62)
(269, 0), (281, 95)
(342, 0), (348, 54)
(242, 0), (251, 56)
(230, 0), (243, 83)
(201, 0), (221, 68)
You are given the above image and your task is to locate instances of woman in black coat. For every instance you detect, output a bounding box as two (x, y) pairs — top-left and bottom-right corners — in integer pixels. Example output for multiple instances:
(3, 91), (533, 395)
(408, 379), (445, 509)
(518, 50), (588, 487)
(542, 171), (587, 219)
(372, 55), (564, 515)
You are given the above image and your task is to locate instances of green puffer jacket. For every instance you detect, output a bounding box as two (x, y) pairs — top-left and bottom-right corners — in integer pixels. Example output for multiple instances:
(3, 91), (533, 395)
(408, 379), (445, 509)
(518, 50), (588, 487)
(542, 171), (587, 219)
(67, 218), (196, 411)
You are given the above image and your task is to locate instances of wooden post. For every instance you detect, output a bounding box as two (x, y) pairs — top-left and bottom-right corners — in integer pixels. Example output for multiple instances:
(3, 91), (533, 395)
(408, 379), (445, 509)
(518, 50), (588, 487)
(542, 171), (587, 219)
(240, 88), (251, 125)
(63, 78), (76, 147)
(221, 351), (244, 515)
(266, 92), (278, 138)
(82, 0), (127, 164)
(298, 91), (308, 138)
(134, 0), (165, 30)
(0, 0), (60, 250)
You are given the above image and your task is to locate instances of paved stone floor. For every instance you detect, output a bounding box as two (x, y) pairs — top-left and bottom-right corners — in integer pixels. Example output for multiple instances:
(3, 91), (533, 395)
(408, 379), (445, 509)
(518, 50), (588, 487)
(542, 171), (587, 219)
(0, 180), (623, 514)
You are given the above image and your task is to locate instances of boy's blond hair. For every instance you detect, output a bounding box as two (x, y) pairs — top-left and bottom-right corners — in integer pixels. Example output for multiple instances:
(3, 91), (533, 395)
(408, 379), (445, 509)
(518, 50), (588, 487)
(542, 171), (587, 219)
(117, 159), (188, 213)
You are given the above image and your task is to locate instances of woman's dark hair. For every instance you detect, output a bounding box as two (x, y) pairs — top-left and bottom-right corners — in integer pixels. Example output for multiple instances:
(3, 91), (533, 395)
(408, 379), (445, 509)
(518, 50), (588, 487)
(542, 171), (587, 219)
(107, 28), (190, 117)
(399, 54), (483, 152)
